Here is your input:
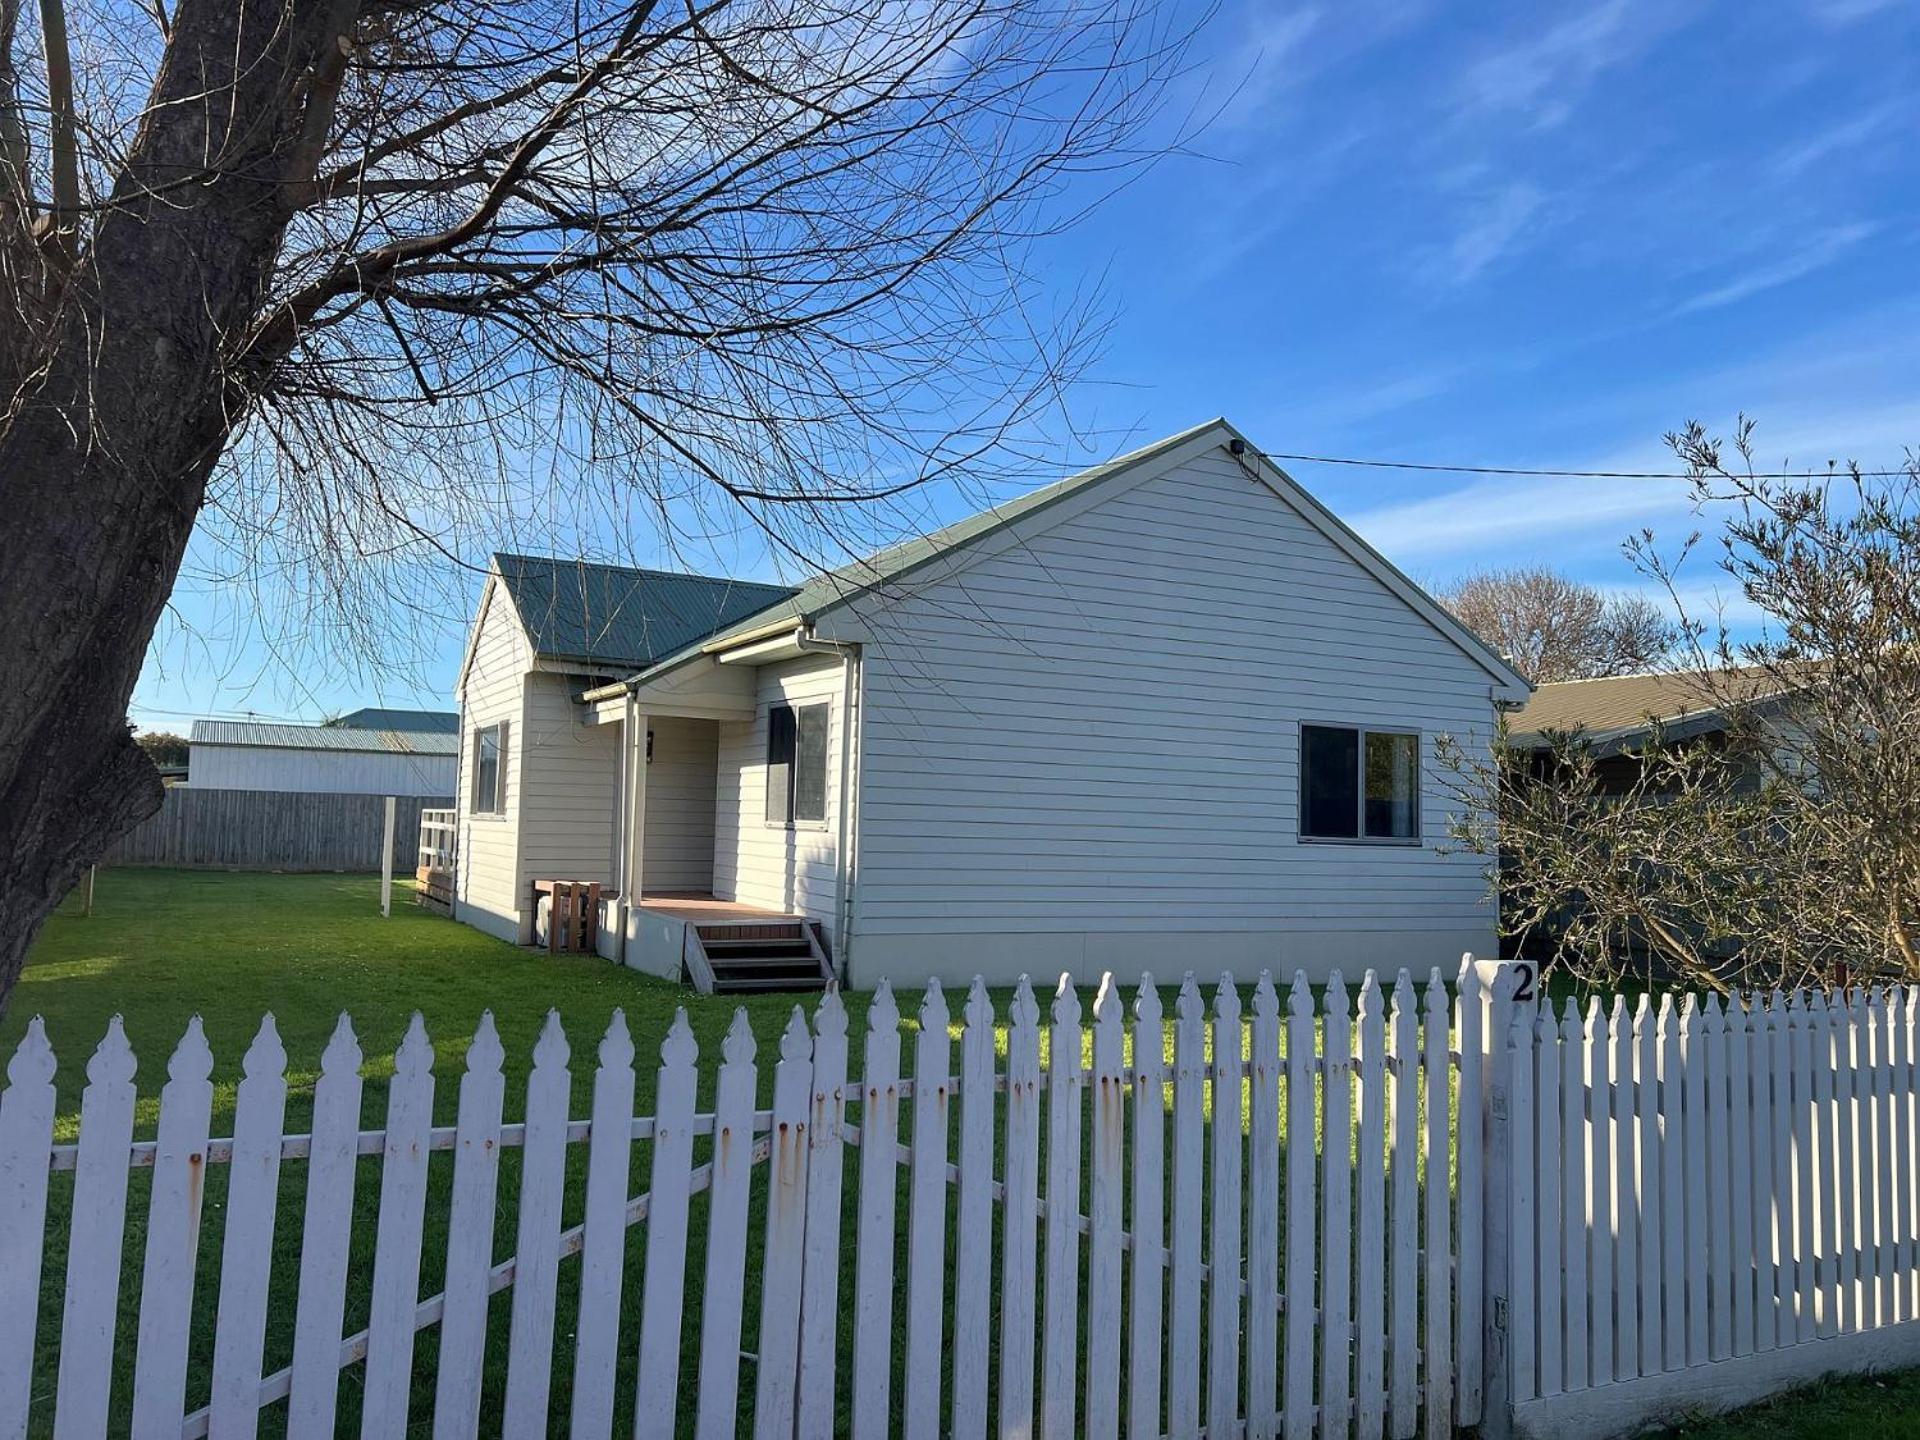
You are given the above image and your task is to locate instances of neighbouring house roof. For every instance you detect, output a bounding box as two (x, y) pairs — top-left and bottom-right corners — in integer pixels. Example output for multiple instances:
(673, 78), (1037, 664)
(492, 553), (799, 672)
(1511, 668), (1785, 753)
(325, 707), (459, 734)
(574, 418), (1532, 701)
(188, 720), (460, 756)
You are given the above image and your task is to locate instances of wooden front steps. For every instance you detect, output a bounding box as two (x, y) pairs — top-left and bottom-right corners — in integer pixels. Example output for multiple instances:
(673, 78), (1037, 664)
(687, 919), (833, 994)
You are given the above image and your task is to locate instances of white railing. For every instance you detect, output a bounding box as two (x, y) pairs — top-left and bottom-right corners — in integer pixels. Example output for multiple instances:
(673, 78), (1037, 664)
(0, 967), (1476, 1439)
(416, 807), (456, 872)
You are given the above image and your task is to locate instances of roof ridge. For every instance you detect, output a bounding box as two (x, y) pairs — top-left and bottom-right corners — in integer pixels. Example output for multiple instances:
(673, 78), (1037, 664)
(491, 551), (794, 593)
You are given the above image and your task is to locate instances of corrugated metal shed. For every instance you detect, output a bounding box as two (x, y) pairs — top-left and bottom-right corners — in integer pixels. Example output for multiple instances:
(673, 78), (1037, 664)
(325, 707), (458, 733)
(189, 720), (459, 755)
(493, 554), (797, 672)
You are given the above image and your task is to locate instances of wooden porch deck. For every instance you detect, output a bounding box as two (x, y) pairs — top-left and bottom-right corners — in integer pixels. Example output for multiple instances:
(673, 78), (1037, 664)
(635, 892), (805, 925)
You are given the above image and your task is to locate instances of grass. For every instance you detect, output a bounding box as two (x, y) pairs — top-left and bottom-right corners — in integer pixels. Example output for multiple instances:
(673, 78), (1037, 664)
(1653, 1368), (1920, 1437)
(6, 869), (901, 1437)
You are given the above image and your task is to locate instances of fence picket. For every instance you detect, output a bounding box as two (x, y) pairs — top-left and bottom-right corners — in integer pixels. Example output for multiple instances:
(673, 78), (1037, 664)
(693, 1012), (758, 1440)
(53, 1018), (138, 1440)
(1585, 997), (1613, 1385)
(853, 983), (903, 1440)
(1611, 996), (1639, 1380)
(571, 1011), (636, 1439)
(1681, 996), (1712, 1362)
(1508, 1013), (1536, 1410)
(1354, 972), (1388, 1440)
(209, 1017), (291, 1440)
(1388, 970), (1419, 1438)
(953, 981), (998, 1440)
(1809, 992), (1839, 1341)
(0, 1020), (57, 1436)
(1834, 993), (1862, 1334)
(1892, 989), (1915, 1323)
(904, 982), (954, 1440)
(1453, 961), (1485, 1429)
(1533, 1008), (1562, 1401)
(432, 1015), (506, 1440)
(1248, 974), (1282, 1440)
(1085, 977), (1126, 1440)
(1727, 996), (1755, 1359)
(1208, 977), (1244, 1440)
(1167, 975), (1206, 1440)
(1320, 974), (1355, 1440)
(1043, 977), (1086, 1440)
(633, 1012), (697, 1440)
(1560, 1000), (1589, 1394)
(361, 1015), (437, 1440)
(1789, 992), (1819, 1345)
(753, 1010), (816, 1440)
(129, 1017), (215, 1437)
(500, 1014), (571, 1438)
(287, 1016), (364, 1440)
(795, 989), (849, 1438)
(1659, 995), (1687, 1373)
(1905, 989), (1920, 1320)
(1748, 995), (1778, 1354)
(1422, 971), (1453, 1440)
(1705, 995), (1734, 1361)
(1635, 995), (1663, 1372)
(999, 978), (1044, 1440)
(1128, 978), (1167, 1440)
(1875, 989), (1901, 1326)
(1280, 974), (1315, 1440)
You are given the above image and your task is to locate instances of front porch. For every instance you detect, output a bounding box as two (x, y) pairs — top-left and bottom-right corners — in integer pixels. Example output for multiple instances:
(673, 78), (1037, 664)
(599, 891), (832, 994)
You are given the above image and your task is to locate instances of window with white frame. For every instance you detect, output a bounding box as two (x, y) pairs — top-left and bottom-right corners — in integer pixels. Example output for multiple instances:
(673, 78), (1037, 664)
(1299, 723), (1420, 842)
(471, 722), (507, 815)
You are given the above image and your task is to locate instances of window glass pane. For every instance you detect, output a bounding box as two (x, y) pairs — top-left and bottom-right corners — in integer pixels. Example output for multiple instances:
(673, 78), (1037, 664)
(473, 726), (500, 813)
(1364, 731), (1420, 839)
(765, 705), (795, 824)
(794, 704), (829, 823)
(1301, 725), (1359, 838)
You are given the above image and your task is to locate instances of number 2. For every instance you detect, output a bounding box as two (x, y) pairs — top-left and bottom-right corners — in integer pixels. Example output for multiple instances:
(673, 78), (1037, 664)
(1512, 962), (1535, 1003)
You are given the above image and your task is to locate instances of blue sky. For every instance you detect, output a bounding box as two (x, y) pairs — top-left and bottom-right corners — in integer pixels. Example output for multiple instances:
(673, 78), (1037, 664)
(131, 0), (1920, 729)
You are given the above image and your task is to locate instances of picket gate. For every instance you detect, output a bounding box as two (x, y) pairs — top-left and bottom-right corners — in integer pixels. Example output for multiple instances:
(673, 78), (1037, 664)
(0, 966), (1477, 1439)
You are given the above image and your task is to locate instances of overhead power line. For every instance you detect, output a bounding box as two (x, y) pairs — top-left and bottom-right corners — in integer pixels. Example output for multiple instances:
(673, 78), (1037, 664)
(1253, 449), (1913, 482)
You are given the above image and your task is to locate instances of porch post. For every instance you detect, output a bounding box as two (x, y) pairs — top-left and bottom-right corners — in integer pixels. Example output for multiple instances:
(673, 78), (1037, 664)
(619, 698), (648, 963)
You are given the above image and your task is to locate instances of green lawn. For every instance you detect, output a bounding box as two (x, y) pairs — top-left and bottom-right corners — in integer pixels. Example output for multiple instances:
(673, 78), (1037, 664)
(1654, 1368), (1920, 1437)
(5, 869), (903, 1437)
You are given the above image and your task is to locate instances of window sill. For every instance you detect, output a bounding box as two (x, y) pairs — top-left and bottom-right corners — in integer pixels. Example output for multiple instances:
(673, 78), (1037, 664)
(1297, 835), (1423, 848)
(764, 821), (831, 833)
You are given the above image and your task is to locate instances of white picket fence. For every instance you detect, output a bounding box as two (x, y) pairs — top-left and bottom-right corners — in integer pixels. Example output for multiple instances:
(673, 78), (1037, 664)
(0, 966), (1479, 1439)
(1502, 984), (1920, 1438)
(9, 962), (1920, 1439)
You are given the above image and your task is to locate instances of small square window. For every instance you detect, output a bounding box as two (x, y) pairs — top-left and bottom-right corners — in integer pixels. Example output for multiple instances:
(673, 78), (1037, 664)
(1300, 723), (1419, 842)
(766, 702), (828, 826)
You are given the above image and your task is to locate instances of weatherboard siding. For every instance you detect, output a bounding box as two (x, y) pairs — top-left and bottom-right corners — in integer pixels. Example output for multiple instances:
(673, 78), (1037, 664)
(846, 445), (1498, 986)
(712, 655), (843, 940)
(186, 745), (456, 796)
(455, 581), (531, 943)
(517, 672), (622, 910)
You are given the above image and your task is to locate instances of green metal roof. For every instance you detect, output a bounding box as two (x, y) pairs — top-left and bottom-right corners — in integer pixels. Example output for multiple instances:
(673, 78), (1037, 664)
(493, 553), (798, 672)
(325, 707), (459, 734)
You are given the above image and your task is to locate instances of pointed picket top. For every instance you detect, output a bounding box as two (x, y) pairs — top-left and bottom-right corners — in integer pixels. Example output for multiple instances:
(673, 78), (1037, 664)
(1092, 972), (1122, 1029)
(1610, 992), (1630, 1031)
(1053, 973), (1083, 1029)
(394, 1012), (434, 1078)
(659, 1008), (696, 1069)
(1009, 974), (1040, 1033)
(1703, 992), (1725, 1037)
(781, 1006), (812, 1064)
(6, 1014), (55, 1087)
(169, 1015), (214, 1085)
(1214, 972), (1241, 1024)
(1783, 990), (1803, 1033)
(1134, 973), (1163, 1026)
(531, 1010), (570, 1070)
(721, 1008), (755, 1067)
(1561, 996), (1582, 1042)
(466, 1011), (505, 1077)
(1635, 992), (1653, 1032)
(1175, 971), (1203, 1025)
(1585, 994), (1604, 1033)
(242, 1014), (287, 1081)
(1423, 967), (1448, 1023)
(1657, 991), (1676, 1036)
(1357, 969), (1382, 1022)
(1324, 970), (1350, 1024)
(1250, 971), (1278, 1023)
(964, 976), (993, 1031)
(813, 985), (849, 1041)
(1807, 988), (1829, 1024)
(919, 977), (950, 1035)
(321, 1013), (363, 1078)
(1290, 975), (1320, 1021)
(1457, 955), (1482, 1004)
(869, 979), (900, 1035)
(1390, 968), (1415, 1018)
(1535, 1004), (1557, 1044)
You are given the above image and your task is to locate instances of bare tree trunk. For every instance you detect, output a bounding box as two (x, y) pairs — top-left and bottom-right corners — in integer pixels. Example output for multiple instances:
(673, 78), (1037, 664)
(0, 0), (334, 1008)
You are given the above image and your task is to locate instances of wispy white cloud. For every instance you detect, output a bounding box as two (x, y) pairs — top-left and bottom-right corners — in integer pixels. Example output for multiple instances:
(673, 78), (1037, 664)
(1348, 471), (1699, 564)
(1416, 181), (1547, 286)
(1675, 222), (1878, 314)
(1771, 101), (1904, 178)
(1454, 0), (1667, 129)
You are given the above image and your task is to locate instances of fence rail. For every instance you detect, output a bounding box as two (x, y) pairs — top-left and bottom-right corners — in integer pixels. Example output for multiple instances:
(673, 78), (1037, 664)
(103, 788), (452, 872)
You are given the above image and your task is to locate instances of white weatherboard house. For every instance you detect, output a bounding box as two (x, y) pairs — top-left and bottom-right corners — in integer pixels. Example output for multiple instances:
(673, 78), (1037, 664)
(450, 420), (1530, 990)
